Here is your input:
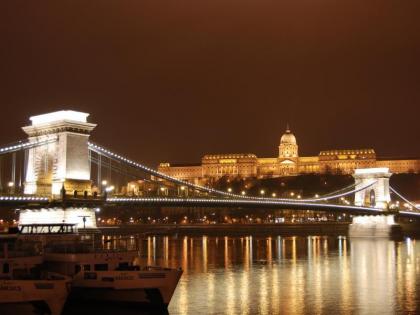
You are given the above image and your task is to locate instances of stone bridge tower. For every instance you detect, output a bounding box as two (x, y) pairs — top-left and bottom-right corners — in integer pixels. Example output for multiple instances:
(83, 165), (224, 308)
(23, 110), (96, 196)
(353, 168), (392, 209)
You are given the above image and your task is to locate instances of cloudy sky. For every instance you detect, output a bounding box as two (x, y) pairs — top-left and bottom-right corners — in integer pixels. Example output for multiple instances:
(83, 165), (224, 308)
(1, 0), (419, 166)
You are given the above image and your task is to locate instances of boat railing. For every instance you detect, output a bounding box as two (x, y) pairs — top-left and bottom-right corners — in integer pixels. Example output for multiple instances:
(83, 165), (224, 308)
(0, 249), (42, 258)
(44, 243), (138, 255)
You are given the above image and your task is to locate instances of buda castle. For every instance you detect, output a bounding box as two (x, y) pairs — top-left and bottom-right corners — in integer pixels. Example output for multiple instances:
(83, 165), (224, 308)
(158, 127), (420, 184)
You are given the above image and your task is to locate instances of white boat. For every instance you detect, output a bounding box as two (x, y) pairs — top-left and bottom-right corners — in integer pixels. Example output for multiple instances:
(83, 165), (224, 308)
(0, 235), (71, 315)
(43, 238), (182, 309)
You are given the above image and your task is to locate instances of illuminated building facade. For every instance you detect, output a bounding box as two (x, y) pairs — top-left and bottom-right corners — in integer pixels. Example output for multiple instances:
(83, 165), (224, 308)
(158, 127), (420, 184)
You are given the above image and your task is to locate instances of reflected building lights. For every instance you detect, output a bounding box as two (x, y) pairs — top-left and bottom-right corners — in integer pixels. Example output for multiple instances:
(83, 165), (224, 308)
(313, 246), (323, 315)
(224, 236), (229, 269)
(282, 238), (286, 259)
(163, 236), (169, 267)
(323, 238), (328, 256)
(307, 236), (312, 261)
(271, 255), (280, 312)
(190, 237), (194, 264)
(177, 279), (188, 315)
(292, 236), (297, 264)
(207, 272), (216, 313)
(259, 266), (268, 315)
(240, 268), (250, 315)
(153, 234), (420, 314)
(244, 236), (250, 271)
(351, 239), (396, 314)
(267, 237), (272, 263)
(147, 236), (152, 266)
(202, 236), (208, 273)
(249, 236), (253, 267)
(153, 236), (156, 262)
(226, 269), (235, 315)
(182, 236), (188, 272)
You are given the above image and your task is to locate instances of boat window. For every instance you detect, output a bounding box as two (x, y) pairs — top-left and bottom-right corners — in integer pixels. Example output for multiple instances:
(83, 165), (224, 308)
(35, 283), (54, 289)
(2, 263), (9, 274)
(94, 264), (108, 271)
(84, 272), (97, 280)
(117, 262), (129, 270)
(75, 264), (81, 274)
(83, 264), (91, 271)
(102, 277), (114, 282)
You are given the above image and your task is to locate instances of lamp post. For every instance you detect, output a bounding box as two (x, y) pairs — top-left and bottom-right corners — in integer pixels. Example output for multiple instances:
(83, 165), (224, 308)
(101, 180), (107, 195)
(8, 181), (14, 194)
(104, 185), (114, 199)
(178, 185), (186, 197)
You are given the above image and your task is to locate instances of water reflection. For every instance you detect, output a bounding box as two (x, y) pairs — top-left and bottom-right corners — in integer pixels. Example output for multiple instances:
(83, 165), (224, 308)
(73, 235), (420, 314)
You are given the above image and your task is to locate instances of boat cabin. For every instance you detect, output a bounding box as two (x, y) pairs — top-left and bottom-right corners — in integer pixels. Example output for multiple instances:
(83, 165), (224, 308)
(0, 236), (43, 280)
(19, 223), (78, 235)
(44, 243), (139, 277)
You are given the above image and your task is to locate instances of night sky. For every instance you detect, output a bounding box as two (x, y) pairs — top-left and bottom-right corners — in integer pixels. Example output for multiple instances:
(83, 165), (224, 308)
(1, 1), (419, 167)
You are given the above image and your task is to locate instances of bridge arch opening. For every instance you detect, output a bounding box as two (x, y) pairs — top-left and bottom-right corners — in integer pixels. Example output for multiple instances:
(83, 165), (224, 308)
(369, 189), (376, 207)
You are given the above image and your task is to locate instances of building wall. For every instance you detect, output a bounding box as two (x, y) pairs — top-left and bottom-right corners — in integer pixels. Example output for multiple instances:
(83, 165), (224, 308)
(158, 133), (420, 182)
(158, 163), (202, 181)
(376, 159), (420, 174)
(201, 154), (258, 178)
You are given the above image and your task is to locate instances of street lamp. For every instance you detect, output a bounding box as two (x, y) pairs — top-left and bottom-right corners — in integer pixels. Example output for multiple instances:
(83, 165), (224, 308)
(241, 191), (246, 196)
(260, 189), (265, 196)
(8, 182), (14, 194)
(227, 188), (232, 193)
(272, 193), (277, 197)
(106, 186), (114, 193)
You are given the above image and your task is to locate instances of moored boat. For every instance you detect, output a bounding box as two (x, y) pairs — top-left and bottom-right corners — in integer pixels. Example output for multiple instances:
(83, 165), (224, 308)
(44, 240), (182, 308)
(0, 235), (71, 315)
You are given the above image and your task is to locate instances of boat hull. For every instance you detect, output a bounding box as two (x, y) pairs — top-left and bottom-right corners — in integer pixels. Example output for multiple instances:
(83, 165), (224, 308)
(0, 279), (70, 315)
(69, 287), (169, 308)
(69, 269), (182, 307)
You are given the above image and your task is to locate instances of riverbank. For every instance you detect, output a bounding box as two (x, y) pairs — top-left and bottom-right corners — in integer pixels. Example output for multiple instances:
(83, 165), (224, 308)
(97, 222), (350, 236)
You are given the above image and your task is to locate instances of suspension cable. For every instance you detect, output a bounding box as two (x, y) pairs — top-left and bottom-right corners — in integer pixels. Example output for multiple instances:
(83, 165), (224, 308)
(389, 186), (420, 211)
(88, 142), (379, 203)
(0, 137), (58, 155)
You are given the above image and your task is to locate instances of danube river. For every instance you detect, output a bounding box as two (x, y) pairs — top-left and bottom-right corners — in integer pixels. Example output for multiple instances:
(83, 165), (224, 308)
(69, 234), (420, 315)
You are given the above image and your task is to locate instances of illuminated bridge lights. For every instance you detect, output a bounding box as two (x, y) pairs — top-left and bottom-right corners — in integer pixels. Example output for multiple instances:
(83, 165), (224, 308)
(0, 137), (58, 155)
(0, 196), (49, 202)
(88, 142), (377, 204)
(105, 196), (385, 213)
(0, 141), (419, 217)
(390, 186), (420, 212)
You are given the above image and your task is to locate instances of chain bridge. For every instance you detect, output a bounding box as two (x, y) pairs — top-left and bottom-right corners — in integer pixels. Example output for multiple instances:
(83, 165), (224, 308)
(0, 111), (418, 231)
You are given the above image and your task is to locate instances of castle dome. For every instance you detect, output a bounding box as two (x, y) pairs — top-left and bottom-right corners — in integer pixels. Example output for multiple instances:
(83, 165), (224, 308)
(280, 126), (297, 145)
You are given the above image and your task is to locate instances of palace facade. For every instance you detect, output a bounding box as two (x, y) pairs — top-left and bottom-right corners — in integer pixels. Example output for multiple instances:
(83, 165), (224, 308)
(158, 127), (420, 184)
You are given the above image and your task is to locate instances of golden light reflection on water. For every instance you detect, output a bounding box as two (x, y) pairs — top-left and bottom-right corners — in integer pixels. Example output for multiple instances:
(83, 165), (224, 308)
(202, 236), (207, 273)
(134, 234), (420, 315)
(240, 266), (249, 314)
(163, 236), (169, 267)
